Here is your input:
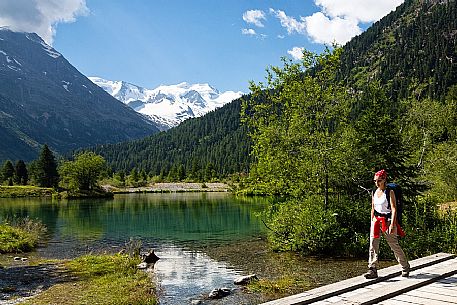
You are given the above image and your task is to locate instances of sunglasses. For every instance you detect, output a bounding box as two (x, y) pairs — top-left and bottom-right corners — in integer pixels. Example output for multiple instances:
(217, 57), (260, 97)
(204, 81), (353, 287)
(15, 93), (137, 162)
(373, 179), (384, 183)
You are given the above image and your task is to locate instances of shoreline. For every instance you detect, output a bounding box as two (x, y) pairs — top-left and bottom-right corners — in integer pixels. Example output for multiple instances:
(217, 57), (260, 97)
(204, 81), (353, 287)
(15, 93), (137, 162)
(0, 183), (233, 199)
(103, 182), (232, 194)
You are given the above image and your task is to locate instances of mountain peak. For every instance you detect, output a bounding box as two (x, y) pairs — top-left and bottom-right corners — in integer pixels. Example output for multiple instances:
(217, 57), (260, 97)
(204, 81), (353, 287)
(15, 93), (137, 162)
(90, 77), (243, 130)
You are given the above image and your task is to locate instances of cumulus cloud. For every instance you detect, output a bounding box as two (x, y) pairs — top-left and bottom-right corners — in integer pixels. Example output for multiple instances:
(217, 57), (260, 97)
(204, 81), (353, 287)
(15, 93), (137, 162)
(0, 0), (89, 45)
(288, 47), (305, 60)
(304, 12), (362, 45)
(270, 0), (403, 45)
(242, 10), (266, 27)
(315, 0), (404, 23)
(241, 28), (256, 36)
(269, 8), (306, 35)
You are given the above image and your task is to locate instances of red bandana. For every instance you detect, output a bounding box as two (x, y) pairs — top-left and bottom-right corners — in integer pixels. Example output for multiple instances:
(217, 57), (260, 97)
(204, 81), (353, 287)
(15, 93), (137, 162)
(375, 169), (387, 180)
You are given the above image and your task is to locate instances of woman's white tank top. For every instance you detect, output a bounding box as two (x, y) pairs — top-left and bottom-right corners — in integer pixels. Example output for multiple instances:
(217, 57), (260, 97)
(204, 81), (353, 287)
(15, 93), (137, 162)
(373, 190), (391, 214)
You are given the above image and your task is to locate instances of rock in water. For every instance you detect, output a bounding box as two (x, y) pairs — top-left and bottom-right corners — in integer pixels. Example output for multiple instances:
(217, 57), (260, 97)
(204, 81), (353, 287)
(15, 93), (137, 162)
(234, 274), (258, 285)
(143, 250), (160, 264)
(208, 287), (231, 299)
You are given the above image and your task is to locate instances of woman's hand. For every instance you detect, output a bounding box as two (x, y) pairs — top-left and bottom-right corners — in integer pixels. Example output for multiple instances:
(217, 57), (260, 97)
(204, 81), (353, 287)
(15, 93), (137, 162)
(388, 224), (394, 234)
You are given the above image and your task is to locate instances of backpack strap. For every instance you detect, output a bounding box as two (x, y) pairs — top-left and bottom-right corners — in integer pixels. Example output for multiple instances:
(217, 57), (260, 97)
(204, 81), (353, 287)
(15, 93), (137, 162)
(384, 186), (391, 210)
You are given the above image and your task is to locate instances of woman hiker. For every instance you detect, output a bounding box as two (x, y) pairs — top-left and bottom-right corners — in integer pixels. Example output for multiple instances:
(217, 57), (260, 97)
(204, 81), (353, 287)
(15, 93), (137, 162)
(364, 169), (410, 279)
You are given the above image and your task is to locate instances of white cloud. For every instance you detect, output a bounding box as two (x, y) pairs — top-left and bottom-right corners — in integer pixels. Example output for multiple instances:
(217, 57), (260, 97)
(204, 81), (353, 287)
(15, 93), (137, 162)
(305, 12), (362, 45)
(288, 47), (305, 60)
(242, 10), (266, 27)
(241, 28), (256, 36)
(269, 1), (403, 46)
(0, 0), (89, 45)
(269, 8), (306, 35)
(315, 0), (404, 23)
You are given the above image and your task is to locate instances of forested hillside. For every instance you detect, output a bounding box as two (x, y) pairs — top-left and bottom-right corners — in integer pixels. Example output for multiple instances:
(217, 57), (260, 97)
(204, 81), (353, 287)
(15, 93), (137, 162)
(92, 0), (456, 182)
(87, 99), (251, 179)
(339, 0), (456, 100)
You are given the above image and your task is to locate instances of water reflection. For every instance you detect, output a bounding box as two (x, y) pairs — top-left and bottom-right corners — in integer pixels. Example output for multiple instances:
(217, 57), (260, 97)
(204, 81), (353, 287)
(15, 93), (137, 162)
(155, 244), (242, 304)
(0, 193), (266, 246)
(0, 193), (268, 304)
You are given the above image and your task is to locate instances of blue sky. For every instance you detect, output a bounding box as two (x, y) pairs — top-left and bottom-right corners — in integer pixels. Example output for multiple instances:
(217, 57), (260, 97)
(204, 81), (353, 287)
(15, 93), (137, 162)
(0, 0), (403, 92)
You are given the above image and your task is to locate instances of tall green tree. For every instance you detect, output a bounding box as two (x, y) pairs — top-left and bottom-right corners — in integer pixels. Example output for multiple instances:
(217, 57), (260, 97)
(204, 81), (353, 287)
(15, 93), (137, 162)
(2, 160), (15, 185)
(351, 82), (414, 187)
(242, 48), (355, 206)
(130, 168), (139, 183)
(14, 160), (28, 185)
(408, 85), (457, 201)
(59, 152), (107, 191)
(33, 144), (59, 188)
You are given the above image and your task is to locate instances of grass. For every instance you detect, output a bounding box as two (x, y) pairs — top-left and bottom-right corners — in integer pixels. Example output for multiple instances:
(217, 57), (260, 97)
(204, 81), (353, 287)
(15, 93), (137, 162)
(21, 254), (157, 305)
(247, 276), (312, 297)
(0, 185), (54, 198)
(0, 218), (46, 253)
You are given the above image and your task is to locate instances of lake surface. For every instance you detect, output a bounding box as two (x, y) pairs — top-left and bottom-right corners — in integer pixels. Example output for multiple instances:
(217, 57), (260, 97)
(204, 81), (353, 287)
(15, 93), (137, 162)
(0, 193), (269, 304)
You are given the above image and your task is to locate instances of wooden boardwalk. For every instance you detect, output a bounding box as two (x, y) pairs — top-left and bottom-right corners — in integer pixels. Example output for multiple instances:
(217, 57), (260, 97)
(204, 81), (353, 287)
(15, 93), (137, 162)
(260, 253), (457, 305)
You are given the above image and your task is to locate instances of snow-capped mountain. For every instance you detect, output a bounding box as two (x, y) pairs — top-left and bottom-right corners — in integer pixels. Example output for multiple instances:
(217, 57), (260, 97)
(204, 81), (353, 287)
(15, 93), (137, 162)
(0, 28), (158, 161)
(89, 77), (243, 130)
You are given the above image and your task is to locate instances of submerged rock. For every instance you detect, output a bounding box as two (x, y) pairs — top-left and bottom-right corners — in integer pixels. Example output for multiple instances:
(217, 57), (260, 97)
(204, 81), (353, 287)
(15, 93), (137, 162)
(234, 274), (258, 285)
(208, 287), (231, 299)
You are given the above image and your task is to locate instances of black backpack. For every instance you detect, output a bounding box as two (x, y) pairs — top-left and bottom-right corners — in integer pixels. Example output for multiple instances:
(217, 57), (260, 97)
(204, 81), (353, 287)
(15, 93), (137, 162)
(385, 183), (403, 226)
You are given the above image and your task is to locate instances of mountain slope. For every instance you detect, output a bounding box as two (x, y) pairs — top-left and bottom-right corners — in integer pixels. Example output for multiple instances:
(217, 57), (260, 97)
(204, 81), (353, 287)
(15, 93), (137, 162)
(89, 77), (243, 130)
(0, 28), (159, 161)
(90, 0), (457, 177)
(339, 0), (456, 100)
(88, 98), (251, 177)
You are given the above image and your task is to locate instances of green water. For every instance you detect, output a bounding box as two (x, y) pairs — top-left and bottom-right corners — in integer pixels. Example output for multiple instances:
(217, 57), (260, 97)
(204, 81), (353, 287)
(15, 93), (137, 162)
(0, 192), (269, 304)
(0, 192), (268, 249)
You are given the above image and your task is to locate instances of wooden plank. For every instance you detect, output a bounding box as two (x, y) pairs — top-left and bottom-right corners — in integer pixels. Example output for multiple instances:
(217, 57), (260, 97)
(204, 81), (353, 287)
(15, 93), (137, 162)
(377, 299), (422, 305)
(391, 293), (455, 305)
(319, 260), (457, 304)
(259, 253), (456, 305)
(404, 290), (457, 303)
(343, 260), (457, 305)
(419, 285), (457, 295)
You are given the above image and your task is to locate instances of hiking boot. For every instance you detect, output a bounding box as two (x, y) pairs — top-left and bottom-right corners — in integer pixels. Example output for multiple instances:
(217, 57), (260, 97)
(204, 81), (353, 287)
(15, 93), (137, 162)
(401, 269), (410, 277)
(364, 267), (378, 279)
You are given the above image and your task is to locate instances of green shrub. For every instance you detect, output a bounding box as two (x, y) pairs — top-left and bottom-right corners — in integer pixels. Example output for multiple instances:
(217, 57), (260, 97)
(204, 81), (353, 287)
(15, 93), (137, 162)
(0, 218), (46, 253)
(263, 195), (457, 258)
(264, 197), (370, 256)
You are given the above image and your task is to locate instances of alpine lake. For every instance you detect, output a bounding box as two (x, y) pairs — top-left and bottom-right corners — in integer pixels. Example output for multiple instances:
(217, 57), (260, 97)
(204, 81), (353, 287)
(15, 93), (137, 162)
(0, 192), (368, 304)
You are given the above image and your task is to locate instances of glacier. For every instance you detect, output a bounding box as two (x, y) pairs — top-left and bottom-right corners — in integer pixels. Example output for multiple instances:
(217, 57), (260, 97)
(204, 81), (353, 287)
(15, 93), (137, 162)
(89, 77), (243, 130)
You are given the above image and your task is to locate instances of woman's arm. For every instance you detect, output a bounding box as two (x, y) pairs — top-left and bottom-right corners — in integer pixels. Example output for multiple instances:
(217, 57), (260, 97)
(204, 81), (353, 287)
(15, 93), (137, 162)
(371, 194), (375, 220)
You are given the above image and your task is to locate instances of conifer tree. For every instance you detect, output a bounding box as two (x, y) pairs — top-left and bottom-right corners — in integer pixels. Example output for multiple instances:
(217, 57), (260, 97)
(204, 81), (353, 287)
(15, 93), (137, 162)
(130, 168), (139, 183)
(1, 160), (14, 185)
(14, 160), (28, 185)
(34, 144), (59, 188)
